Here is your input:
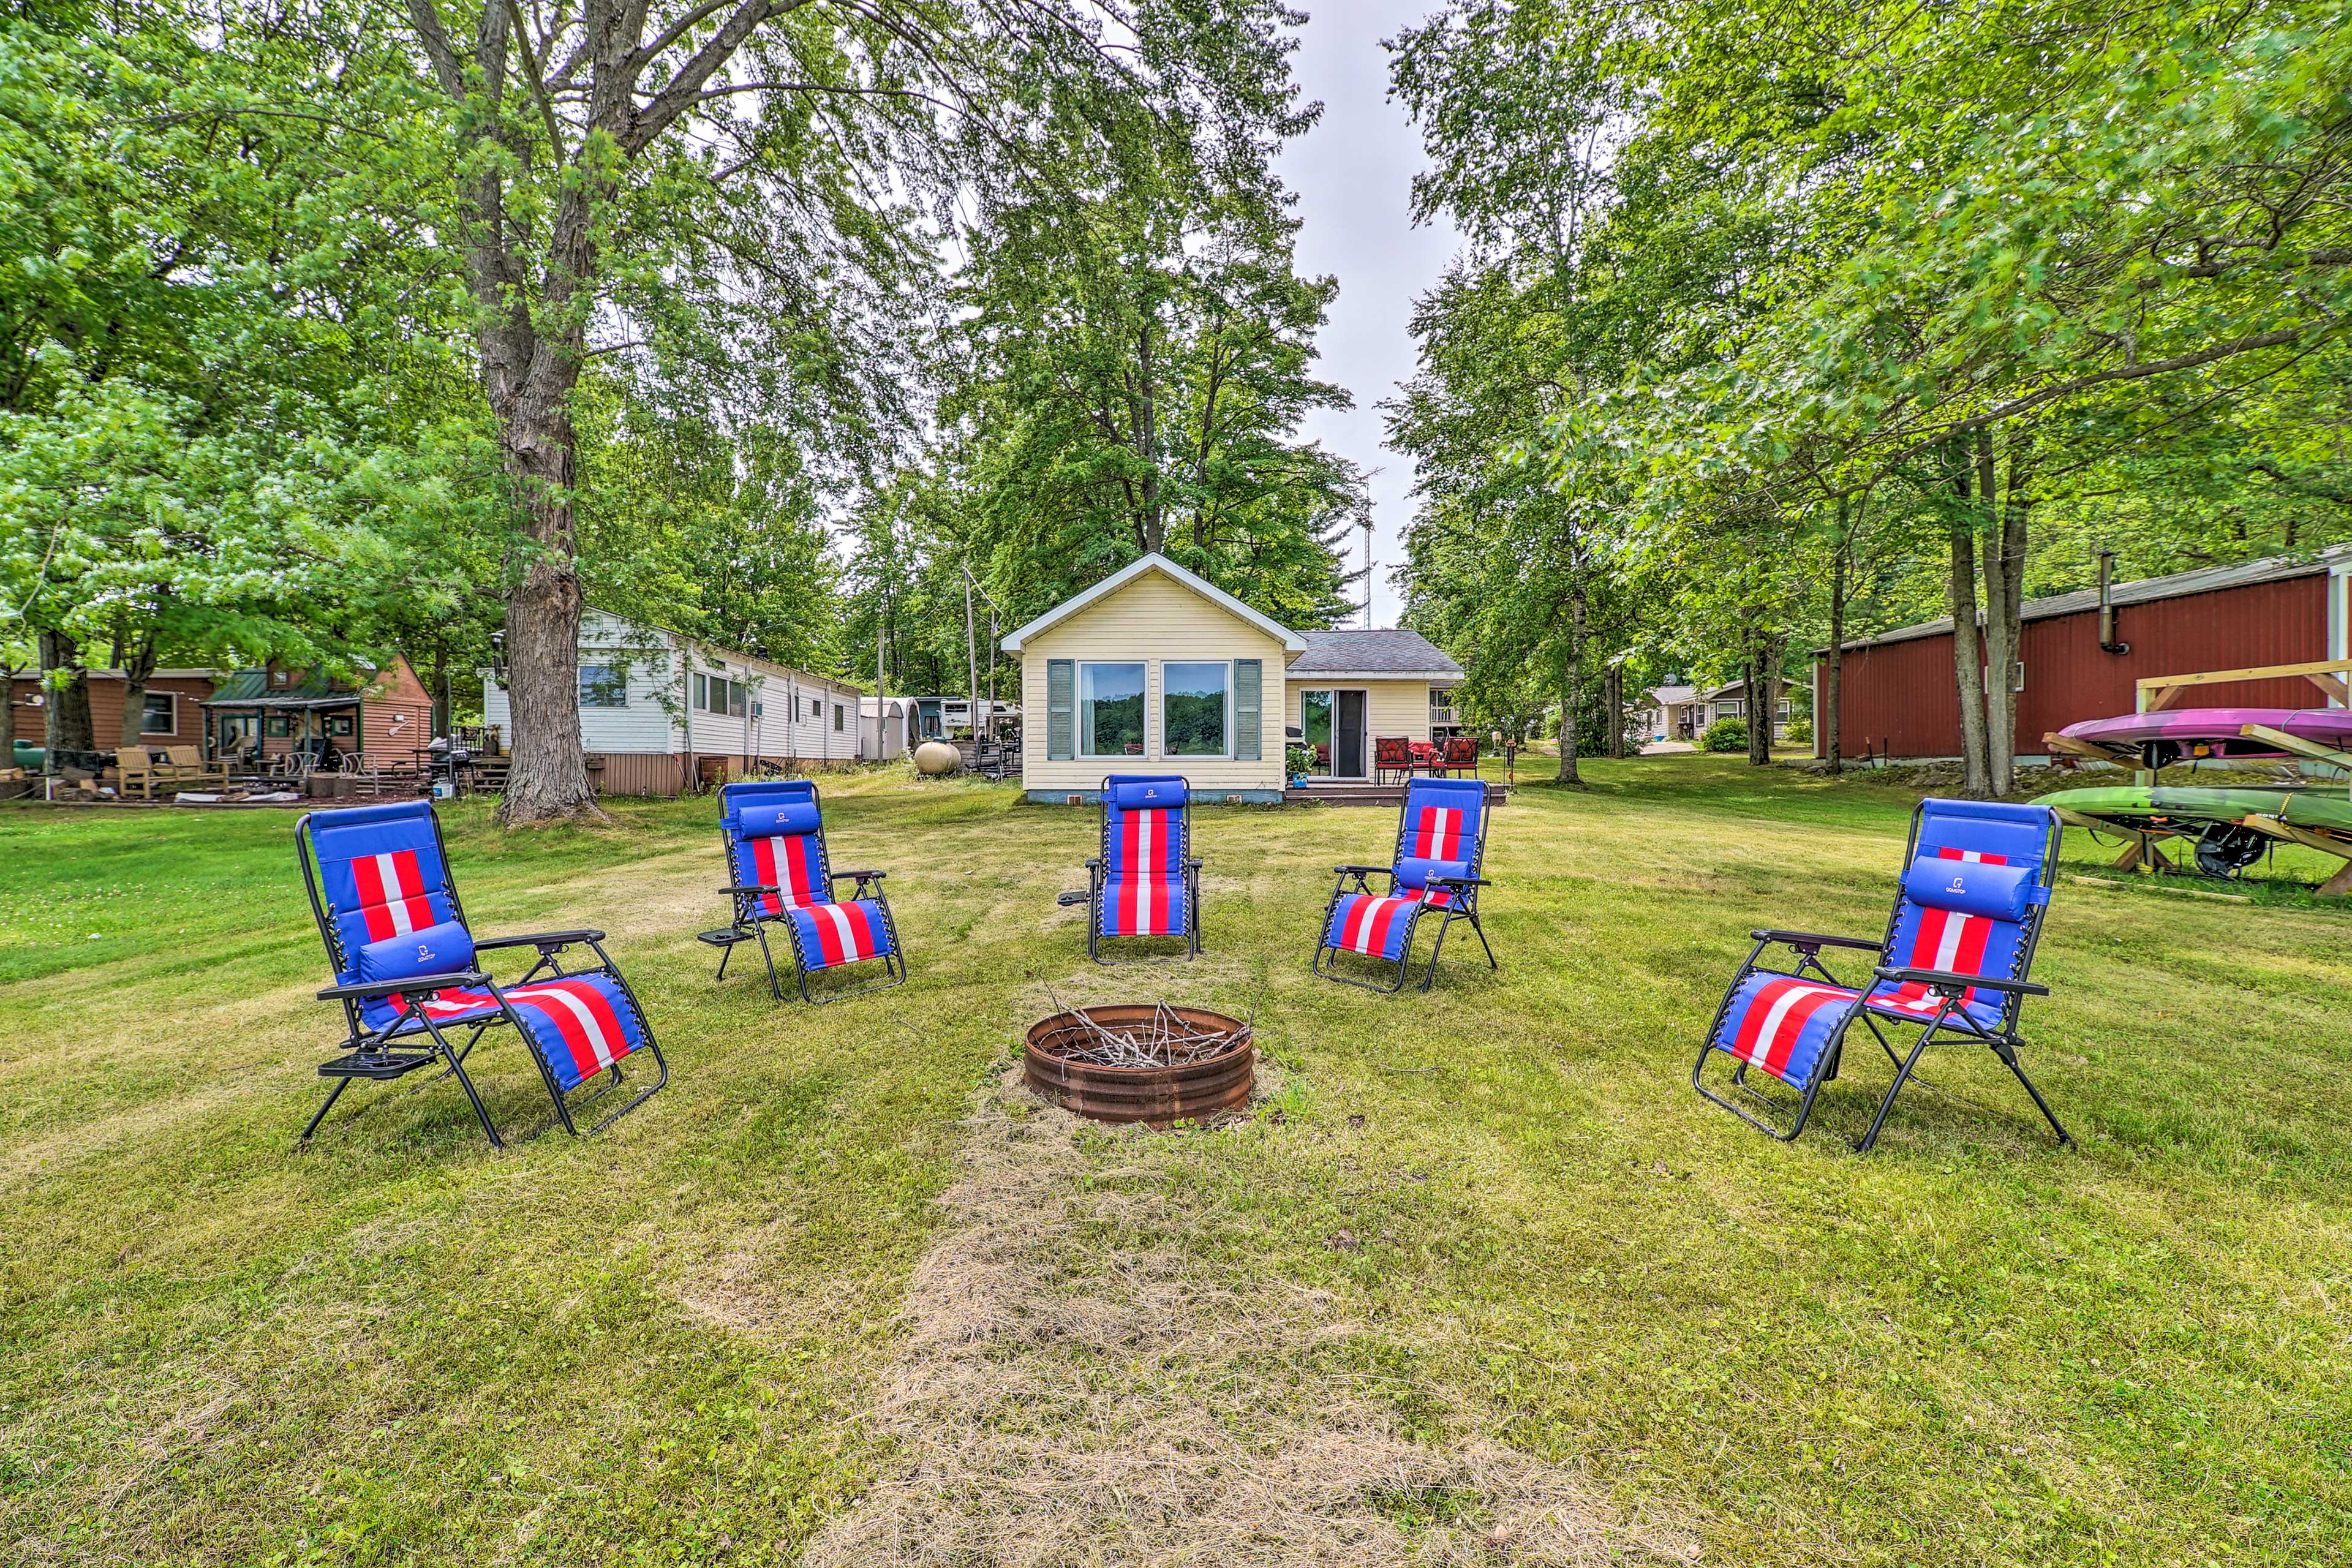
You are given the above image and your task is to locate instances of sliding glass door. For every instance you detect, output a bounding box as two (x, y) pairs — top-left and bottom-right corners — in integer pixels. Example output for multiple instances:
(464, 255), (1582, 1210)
(1298, 688), (1368, 778)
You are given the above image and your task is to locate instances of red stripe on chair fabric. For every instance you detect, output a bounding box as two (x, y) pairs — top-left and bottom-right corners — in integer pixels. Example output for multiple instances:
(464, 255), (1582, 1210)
(1728, 977), (1852, 1079)
(748, 835), (827, 914)
(1874, 845), (2015, 1012)
(1340, 894), (1416, 956)
(807, 900), (878, 964)
(504, 979), (628, 1081)
(1116, 805), (1172, 878)
(1409, 805), (1463, 863)
(352, 849), (436, 940)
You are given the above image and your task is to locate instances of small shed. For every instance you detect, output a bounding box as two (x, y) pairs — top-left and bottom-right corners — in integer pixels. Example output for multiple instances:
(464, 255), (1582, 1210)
(1821, 548), (2352, 761)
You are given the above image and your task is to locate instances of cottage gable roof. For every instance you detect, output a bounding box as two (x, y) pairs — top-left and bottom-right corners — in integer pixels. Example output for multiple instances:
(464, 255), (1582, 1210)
(1287, 628), (1463, 679)
(999, 553), (1308, 654)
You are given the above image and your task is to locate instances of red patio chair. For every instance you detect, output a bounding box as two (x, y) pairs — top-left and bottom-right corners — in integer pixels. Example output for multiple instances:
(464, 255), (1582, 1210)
(1374, 736), (1414, 784)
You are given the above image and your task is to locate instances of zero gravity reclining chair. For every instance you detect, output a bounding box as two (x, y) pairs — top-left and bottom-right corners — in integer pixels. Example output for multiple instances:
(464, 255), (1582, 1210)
(1077, 775), (1202, 963)
(296, 800), (666, 1148)
(1314, 775), (1497, 992)
(709, 778), (906, 1002)
(1694, 797), (2070, 1153)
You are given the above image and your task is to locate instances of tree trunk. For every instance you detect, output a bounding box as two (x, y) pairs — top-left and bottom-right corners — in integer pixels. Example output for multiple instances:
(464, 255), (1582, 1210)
(1758, 635), (1784, 764)
(497, 408), (597, 822)
(0, 663), (20, 761)
(1826, 500), (1848, 774)
(1977, 431), (2016, 794)
(1557, 587), (1585, 785)
(116, 626), (159, 751)
(1604, 663), (1624, 759)
(1948, 451), (1991, 796)
(40, 630), (93, 755)
(1997, 433), (2030, 791)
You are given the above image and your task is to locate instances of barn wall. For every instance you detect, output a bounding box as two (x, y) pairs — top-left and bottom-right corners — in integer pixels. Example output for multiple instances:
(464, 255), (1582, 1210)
(1831, 574), (2332, 760)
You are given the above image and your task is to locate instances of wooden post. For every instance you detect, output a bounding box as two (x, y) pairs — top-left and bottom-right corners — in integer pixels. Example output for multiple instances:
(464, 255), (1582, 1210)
(963, 564), (981, 760)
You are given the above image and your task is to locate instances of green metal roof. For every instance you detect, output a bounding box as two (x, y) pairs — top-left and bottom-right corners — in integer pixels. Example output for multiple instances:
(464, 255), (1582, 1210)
(200, 668), (361, 708)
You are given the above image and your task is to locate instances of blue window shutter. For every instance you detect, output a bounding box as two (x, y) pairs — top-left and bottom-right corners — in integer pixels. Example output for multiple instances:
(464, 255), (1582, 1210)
(1233, 660), (1262, 761)
(1047, 660), (1075, 761)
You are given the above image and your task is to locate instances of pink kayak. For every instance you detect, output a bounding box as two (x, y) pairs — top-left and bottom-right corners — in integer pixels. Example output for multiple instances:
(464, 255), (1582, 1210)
(2058, 707), (2352, 761)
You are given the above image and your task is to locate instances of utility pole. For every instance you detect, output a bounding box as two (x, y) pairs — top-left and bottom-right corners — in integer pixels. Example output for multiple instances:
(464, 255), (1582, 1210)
(986, 609), (998, 748)
(875, 581), (888, 762)
(963, 562), (981, 761)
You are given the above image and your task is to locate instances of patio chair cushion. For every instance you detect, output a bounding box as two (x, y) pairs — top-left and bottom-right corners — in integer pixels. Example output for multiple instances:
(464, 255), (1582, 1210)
(1879, 845), (2035, 1013)
(786, 897), (894, 968)
(1098, 875), (1188, 937)
(1106, 778), (1188, 811)
(307, 807), (461, 965)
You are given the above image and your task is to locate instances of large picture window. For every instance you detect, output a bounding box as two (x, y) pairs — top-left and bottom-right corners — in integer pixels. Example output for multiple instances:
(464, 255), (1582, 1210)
(1079, 662), (1146, 758)
(1161, 662), (1229, 757)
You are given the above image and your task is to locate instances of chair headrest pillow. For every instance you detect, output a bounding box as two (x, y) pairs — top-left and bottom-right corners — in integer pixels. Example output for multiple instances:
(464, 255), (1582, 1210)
(1107, 780), (1188, 810)
(354, 921), (477, 986)
(735, 801), (823, 839)
(1900, 857), (2044, 922)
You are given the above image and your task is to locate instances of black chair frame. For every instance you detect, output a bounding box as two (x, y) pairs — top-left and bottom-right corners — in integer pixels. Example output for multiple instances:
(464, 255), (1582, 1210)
(1692, 805), (2070, 1152)
(295, 809), (667, 1149)
(1312, 789), (1498, 993)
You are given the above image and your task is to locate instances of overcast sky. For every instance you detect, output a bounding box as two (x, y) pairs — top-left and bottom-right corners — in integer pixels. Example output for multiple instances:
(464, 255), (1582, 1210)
(1275, 2), (1459, 628)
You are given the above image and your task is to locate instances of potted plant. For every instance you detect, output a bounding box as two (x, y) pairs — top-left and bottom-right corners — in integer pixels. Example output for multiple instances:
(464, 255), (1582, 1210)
(1285, 742), (1316, 788)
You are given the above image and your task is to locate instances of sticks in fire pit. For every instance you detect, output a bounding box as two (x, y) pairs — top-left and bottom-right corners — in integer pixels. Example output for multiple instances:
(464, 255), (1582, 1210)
(1042, 991), (1250, 1068)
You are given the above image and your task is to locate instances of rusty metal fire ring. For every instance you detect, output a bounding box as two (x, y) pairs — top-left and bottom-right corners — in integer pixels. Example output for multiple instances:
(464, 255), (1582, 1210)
(1023, 1005), (1256, 1126)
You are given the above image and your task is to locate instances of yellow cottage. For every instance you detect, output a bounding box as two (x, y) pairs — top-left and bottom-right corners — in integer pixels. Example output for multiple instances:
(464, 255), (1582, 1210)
(1003, 553), (1465, 803)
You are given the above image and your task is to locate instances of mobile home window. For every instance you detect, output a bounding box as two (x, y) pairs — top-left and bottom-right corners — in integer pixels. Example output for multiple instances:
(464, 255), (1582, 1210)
(1079, 662), (1147, 758)
(140, 692), (175, 734)
(1161, 662), (1230, 757)
(833, 703), (845, 732)
(693, 673), (747, 717)
(579, 664), (627, 707)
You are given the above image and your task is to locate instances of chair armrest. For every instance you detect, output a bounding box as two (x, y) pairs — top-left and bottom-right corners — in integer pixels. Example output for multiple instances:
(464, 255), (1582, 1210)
(830, 868), (886, 881)
(1086, 858), (1103, 870)
(1754, 929), (1882, 952)
(722, 884), (780, 896)
(318, 970), (486, 1002)
(1425, 873), (1491, 888)
(473, 929), (606, 952)
(1055, 891), (1090, 907)
(1333, 863), (1389, 876)
(1874, 966), (2048, 998)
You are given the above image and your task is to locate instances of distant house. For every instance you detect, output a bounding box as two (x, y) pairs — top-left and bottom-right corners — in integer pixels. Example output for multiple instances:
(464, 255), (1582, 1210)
(1001, 552), (1465, 802)
(481, 609), (865, 797)
(201, 660), (433, 761)
(1697, 680), (1793, 739)
(1637, 684), (1704, 743)
(9, 668), (222, 750)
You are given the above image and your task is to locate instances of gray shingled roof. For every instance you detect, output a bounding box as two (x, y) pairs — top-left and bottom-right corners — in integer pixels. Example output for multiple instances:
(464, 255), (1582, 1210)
(1289, 628), (1463, 677)
(1840, 545), (2350, 651)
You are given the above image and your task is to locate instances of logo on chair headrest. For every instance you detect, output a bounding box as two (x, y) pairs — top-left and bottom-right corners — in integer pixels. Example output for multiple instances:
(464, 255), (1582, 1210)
(418, 942), (437, 962)
(1947, 875), (1968, 895)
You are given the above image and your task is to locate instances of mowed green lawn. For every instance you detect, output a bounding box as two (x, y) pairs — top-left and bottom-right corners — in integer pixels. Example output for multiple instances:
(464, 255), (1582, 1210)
(1, 758), (2346, 1565)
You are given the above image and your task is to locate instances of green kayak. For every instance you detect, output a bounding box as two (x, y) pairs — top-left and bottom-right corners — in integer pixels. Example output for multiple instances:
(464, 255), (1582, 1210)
(2036, 785), (2352, 840)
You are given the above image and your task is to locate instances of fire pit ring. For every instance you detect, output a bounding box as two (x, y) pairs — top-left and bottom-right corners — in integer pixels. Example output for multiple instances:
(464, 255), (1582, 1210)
(1023, 1004), (1256, 1126)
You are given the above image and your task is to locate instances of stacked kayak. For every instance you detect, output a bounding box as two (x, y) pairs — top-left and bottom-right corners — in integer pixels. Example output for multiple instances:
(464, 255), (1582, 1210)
(2054, 707), (2352, 767)
(2037, 783), (2352, 878)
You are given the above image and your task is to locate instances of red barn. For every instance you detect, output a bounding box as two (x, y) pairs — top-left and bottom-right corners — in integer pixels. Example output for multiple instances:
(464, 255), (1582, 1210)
(1819, 549), (2351, 762)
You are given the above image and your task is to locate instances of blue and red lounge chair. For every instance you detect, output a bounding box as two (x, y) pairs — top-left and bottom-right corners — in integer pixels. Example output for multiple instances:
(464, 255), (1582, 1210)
(1694, 797), (2070, 1152)
(1314, 775), (1496, 992)
(709, 778), (905, 1002)
(1084, 775), (1202, 963)
(295, 800), (666, 1148)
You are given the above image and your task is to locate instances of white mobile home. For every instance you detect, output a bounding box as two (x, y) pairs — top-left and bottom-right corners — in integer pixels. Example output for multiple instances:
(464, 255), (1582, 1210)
(483, 609), (869, 796)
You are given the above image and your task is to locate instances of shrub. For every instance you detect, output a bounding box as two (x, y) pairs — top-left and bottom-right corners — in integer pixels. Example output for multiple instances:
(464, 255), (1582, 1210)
(1284, 742), (1317, 778)
(1785, 717), (1812, 747)
(1700, 716), (1749, 753)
